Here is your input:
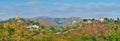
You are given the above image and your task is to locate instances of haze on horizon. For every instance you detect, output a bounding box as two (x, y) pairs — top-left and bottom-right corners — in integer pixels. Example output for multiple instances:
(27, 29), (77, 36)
(0, 0), (120, 19)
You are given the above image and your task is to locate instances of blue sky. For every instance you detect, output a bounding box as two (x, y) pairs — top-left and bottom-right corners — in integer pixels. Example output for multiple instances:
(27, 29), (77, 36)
(0, 0), (120, 19)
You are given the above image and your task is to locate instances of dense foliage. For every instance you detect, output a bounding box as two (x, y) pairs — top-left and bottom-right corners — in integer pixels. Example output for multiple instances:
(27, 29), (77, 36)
(0, 18), (120, 41)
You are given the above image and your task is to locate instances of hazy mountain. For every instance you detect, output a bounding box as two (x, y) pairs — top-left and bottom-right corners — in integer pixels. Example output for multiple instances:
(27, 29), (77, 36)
(30, 17), (57, 27)
(61, 17), (82, 27)
(30, 16), (82, 27)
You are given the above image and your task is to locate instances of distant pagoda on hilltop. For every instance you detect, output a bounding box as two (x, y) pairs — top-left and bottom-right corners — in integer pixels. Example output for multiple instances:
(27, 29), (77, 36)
(15, 14), (19, 20)
(14, 13), (23, 23)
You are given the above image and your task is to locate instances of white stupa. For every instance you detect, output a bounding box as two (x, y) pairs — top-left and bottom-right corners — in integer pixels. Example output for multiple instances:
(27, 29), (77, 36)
(99, 17), (104, 22)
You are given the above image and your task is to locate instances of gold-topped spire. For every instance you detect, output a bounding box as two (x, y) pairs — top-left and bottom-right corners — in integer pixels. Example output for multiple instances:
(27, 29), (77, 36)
(15, 13), (19, 20)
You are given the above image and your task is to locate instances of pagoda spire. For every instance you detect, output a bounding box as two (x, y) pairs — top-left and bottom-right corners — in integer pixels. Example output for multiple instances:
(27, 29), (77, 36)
(15, 13), (19, 20)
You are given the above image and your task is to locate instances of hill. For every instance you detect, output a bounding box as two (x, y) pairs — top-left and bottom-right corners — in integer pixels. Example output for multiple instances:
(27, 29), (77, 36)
(30, 17), (82, 27)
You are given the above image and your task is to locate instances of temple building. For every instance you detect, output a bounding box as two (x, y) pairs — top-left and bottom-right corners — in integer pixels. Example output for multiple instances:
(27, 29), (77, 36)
(15, 14), (23, 23)
(15, 14), (19, 20)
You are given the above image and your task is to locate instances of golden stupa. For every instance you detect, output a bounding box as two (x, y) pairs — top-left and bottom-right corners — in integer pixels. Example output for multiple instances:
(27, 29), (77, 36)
(15, 14), (23, 23)
(15, 14), (19, 20)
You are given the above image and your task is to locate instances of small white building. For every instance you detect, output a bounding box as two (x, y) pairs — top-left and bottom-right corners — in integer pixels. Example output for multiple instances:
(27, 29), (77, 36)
(72, 20), (77, 25)
(55, 32), (61, 35)
(87, 20), (92, 23)
(27, 25), (39, 29)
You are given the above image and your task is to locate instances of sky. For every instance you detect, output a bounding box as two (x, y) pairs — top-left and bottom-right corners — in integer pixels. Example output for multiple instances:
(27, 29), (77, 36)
(0, 0), (120, 19)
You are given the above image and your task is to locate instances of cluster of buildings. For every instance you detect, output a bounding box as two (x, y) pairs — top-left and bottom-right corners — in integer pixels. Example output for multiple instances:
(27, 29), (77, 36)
(70, 17), (105, 24)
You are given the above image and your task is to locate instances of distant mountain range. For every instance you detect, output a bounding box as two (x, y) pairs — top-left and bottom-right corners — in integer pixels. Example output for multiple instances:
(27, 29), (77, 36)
(30, 16), (82, 27)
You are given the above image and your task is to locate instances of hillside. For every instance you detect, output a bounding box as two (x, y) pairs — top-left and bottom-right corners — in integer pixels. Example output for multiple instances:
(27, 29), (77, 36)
(0, 17), (120, 41)
(30, 17), (58, 27)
